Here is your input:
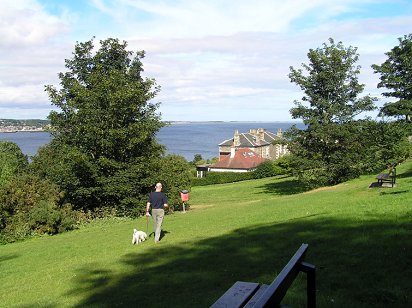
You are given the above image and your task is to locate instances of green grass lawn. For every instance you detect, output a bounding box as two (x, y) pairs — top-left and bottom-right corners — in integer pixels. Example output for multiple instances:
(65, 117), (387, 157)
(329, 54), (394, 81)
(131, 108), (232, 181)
(1, 161), (412, 307)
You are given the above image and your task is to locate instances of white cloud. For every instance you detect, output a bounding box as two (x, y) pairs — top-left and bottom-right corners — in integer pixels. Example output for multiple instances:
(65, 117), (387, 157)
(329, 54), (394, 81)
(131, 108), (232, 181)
(0, 0), (69, 47)
(0, 0), (411, 120)
(95, 0), (368, 38)
(0, 0), (72, 119)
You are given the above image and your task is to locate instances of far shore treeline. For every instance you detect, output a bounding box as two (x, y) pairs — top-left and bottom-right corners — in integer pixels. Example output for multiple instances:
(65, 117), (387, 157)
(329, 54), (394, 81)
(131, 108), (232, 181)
(1, 34), (411, 244)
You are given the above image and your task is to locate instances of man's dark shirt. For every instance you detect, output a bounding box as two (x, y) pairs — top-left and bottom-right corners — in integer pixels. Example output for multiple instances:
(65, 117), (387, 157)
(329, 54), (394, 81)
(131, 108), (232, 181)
(148, 192), (168, 209)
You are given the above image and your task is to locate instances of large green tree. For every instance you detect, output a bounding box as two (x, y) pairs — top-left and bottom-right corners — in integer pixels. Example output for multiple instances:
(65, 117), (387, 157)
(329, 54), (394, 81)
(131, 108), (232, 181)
(372, 33), (412, 122)
(287, 38), (377, 186)
(0, 141), (28, 187)
(39, 38), (168, 213)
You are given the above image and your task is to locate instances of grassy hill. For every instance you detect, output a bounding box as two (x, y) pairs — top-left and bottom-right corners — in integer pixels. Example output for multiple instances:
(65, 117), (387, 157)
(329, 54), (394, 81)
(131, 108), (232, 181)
(1, 161), (411, 307)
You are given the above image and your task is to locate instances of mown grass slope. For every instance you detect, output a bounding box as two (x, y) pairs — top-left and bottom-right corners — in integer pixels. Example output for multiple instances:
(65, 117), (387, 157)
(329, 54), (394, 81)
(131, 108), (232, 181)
(1, 161), (411, 307)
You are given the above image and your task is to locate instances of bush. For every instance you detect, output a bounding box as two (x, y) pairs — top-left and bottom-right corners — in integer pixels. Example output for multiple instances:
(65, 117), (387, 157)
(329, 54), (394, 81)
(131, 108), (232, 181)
(0, 174), (76, 243)
(252, 161), (276, 178)
(28, 201), (76, 235)
(359, 120), (412, 173)
(150, 155), (192, 213)
(192, 171), (255, 186)
(0, 141), (28, 187)
(29, 142), (100, 210)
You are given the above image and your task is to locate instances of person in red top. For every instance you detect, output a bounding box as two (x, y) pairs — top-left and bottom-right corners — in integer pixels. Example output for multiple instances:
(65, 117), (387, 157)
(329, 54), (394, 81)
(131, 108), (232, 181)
(146, 182), (168, 243)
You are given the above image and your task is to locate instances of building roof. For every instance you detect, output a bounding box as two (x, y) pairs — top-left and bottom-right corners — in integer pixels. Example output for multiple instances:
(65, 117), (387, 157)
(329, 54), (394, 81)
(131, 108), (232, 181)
(218, 129), (280, 148)
(210, 148), (268, 170)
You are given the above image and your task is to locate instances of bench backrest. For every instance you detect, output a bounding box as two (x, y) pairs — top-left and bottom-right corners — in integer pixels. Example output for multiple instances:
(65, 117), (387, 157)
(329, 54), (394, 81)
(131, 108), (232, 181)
(388, 162), (397, 173)
(251, 243), (308, 307)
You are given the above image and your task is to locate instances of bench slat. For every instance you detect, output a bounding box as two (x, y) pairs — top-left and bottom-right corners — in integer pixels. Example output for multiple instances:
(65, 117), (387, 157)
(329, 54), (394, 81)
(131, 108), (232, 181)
(376, 173), (389, 180)
(211, 281), (260, 308)
(243, 284), (269, 308)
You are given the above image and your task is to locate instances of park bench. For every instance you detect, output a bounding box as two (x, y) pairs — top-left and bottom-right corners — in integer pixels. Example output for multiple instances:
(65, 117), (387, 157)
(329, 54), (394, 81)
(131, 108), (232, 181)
(211, 243), (316, 308)
(376, 163), (397, 188)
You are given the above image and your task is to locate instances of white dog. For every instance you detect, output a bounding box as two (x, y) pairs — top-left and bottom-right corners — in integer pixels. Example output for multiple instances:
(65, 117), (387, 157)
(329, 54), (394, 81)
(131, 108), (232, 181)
(132, 229), (147, 244)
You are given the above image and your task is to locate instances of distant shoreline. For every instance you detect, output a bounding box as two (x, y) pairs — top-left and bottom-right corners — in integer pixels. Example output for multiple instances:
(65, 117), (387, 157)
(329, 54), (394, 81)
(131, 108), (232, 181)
(0, 129), (46, 133)
(1, 121), (304, 160)
(167, 120), (302, 125)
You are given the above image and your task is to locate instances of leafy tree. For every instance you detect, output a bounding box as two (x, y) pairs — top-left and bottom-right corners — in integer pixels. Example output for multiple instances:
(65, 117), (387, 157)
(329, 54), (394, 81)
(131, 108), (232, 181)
(287, 38), (377, 186)
(0, 174), (76, 243)
(0, 141), (28, 187)
(372, 33), (412, 122)
(46, 38), (164, 161)
(30, 143), (100, 208)
(191, 154), (203, 165)
(253, 161), (276, 178)
(41, 37), (168, 212)
(152, 155), (192, 212)
(357, 120), (411, 171)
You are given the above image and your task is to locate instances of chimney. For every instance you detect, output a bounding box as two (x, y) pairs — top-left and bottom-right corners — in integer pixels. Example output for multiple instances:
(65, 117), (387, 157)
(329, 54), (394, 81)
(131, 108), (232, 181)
(234, 130), (240, 147)
(257, 128), (265, 142)
(277, 128), (283, 138)
(230, 147), (236, 158)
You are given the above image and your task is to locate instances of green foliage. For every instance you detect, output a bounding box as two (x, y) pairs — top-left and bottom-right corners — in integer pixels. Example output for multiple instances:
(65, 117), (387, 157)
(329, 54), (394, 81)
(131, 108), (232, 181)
(192, 171), (255, 186)
(42, 37), (167, 212)
(46, 38), (164, 162)
(253, 161), (278, 178)
(289, 38), (376, 126)
(0, 141), (28, 187)
(357, 120), (412, 172)
(287, 38), (378, 187)
(286, 119), (412, 188)
(151, 155), (192, 213)
(191, 154), (203, 164)
(190, 154), (218, 167)
(30, 142), (100, 209)
(372, 33), (412, 121)
(0, 174), (76, 243)
(272, 155), (293, 175)
(286, 122), (367, 187)
(28, 201), (76, 235)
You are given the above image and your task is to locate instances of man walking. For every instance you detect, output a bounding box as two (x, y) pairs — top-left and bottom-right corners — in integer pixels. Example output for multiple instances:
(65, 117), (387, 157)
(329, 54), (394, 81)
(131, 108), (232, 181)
(146, 183), (168, 243)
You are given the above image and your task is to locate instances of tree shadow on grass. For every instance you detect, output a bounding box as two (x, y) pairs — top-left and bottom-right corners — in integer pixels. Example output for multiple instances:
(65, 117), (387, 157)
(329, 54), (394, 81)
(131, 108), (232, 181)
(380, 190), (410, 195)
(0, 253), (19, 264)
(257, 178), (310, 196)
(68, 214), (412, 308)
(397, 169), (412, 179)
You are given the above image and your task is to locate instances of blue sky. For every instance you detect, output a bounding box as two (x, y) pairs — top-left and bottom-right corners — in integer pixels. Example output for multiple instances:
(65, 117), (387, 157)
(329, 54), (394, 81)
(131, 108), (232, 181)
(0, 0), (411, 121)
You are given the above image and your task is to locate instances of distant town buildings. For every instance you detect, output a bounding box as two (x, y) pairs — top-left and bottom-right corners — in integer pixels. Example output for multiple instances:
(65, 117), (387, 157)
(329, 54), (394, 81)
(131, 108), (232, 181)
(0, 126), (45, 133)
(0, 119), (49, 132)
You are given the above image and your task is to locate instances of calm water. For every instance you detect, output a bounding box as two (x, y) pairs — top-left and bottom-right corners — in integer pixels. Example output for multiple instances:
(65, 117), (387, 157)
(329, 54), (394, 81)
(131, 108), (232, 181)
(0, 122), (304, 160)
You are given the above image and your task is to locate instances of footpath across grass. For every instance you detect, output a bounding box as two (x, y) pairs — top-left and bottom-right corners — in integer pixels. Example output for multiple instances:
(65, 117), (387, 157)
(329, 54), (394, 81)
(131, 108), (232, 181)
(1, 161), (412, 307)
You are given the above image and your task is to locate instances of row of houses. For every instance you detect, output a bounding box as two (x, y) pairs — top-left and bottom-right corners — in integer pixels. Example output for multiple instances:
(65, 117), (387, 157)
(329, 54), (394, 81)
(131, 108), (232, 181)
(197, 128), (289, 177)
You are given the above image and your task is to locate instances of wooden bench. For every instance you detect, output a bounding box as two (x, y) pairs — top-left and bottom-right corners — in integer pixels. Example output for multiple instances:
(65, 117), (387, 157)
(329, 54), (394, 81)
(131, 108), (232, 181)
(376, 163), (397, 188)
(211, 243), (316, 308)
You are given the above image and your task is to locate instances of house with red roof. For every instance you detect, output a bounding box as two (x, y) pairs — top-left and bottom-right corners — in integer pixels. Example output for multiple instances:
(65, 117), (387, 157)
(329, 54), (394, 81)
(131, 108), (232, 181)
(208, 147), (269, 172)
(218, 128), (288, 161)
(206, 128), (289, 173)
